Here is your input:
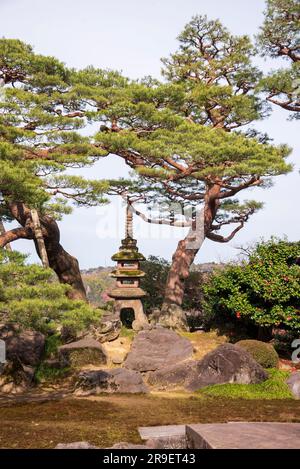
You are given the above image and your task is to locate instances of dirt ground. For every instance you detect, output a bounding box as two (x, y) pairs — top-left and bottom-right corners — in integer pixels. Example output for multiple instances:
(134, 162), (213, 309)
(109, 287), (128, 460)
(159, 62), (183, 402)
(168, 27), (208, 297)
(1, 393), (300, 448)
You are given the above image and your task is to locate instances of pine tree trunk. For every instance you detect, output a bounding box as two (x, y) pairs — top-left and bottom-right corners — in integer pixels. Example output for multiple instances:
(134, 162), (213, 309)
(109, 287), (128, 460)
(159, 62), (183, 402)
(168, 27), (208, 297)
(160, 185), (220, 330)
(8, 202), (87, 301)
(160, 209), (205, 330)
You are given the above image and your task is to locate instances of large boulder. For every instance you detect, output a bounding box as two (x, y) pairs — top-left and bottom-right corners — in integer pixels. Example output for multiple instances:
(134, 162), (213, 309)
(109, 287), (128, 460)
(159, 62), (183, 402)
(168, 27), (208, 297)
(186, 344), (267, 391)
(147, 360), (198, 390)
(286, 372), (300, 399)
(148, 344), (267, 391)
(58, 338), (107, 367)
(0, 361), (35, 394)
(124, 328), (193, 372)
(0, 324), (45, 366)
(75, 368), (149, 395)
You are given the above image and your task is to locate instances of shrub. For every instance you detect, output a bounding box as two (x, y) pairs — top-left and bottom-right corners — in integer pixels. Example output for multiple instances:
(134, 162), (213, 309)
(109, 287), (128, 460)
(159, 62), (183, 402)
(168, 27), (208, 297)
(0, 248), (103, 335)
(35, 363), (70, 384)
(199, 369), (292, 399)
(203, 238), (300, 332)
(236, 340), (279, 368)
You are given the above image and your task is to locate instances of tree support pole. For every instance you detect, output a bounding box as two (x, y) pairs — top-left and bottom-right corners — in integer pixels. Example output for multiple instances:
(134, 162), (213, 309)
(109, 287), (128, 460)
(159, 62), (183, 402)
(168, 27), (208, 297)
(31, 209), (49, 268)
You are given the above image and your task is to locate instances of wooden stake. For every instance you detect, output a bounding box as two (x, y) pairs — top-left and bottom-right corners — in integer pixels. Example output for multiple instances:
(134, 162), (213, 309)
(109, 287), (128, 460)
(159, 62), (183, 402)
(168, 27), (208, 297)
(126, 202), (133, 238)
(31, 209), (49, 267)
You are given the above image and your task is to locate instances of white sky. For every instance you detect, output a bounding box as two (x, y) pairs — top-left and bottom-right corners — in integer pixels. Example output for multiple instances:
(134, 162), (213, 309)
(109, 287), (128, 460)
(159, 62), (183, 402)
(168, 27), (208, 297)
(0, 0), (299, 268)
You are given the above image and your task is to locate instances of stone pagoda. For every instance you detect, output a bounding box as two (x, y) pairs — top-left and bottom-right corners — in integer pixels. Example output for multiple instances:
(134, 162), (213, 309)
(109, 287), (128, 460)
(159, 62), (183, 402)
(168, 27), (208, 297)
(108, 203), (148, 330)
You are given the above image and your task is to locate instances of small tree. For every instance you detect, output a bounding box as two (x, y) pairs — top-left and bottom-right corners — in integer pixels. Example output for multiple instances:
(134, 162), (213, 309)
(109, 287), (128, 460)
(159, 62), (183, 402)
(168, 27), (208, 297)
(257, 0), (300, 118)
(203, 239), (300, 334)
(0, 249), (102, 336)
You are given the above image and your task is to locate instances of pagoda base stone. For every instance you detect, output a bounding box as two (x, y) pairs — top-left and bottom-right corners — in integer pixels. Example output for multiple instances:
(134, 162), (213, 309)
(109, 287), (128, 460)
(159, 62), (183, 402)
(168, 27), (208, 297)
(114, 299), (149, 331)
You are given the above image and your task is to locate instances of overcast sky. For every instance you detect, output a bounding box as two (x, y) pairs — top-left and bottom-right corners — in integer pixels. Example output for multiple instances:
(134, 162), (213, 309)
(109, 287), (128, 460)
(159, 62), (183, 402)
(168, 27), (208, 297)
(1, 0), (299, 268)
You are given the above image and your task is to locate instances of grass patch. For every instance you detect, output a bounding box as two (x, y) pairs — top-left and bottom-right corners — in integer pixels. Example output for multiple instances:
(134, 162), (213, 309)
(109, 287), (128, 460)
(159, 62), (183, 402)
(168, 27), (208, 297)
(180, 330), (228, 360)
(199, 369), (293, 400)
(119, 326), (136, 340)
(35, 363), (70, 384)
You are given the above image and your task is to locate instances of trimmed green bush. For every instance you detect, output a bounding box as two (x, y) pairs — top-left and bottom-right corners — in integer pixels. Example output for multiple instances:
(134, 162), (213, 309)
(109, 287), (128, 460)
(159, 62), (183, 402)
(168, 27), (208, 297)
(203, 239), (300, 331)
(199, 369), (292, 400)
(236, 339), (279, 368)
(0, 248), (103, 335)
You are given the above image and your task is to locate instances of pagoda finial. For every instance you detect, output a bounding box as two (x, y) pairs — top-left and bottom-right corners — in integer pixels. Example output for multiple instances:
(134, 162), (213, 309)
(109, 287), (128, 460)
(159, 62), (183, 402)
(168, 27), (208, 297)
(125, 200), (133, 239)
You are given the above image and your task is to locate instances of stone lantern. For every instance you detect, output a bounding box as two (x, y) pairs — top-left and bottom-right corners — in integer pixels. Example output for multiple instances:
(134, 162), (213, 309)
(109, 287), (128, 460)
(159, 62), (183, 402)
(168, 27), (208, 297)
(108, 203), (148, 330)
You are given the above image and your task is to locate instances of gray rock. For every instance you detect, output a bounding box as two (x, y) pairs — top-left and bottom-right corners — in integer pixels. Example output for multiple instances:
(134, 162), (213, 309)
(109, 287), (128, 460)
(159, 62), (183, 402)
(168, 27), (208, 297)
(124, 328), (193, 372)
(186, 343), (268, 391)
(109, 442), (149, 449)
(148, 344), (267, 391)
(147, 360), (198, 390)
(58, 338), (107, 367)
(109, 437), (187, 449)
(0, 323), (45, 366)
(55, 442), (99, 449)
(0, 361), (35, 393)
(146, 436), (187, 449)
(287, 372), (300, 399)
(90, 315), (121, 343)
(75, 368), (149, 395)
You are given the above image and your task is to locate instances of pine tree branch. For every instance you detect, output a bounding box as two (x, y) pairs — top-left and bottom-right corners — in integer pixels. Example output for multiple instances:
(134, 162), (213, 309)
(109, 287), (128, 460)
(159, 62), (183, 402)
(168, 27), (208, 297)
(0, 227), (32, 248)
(206, 222), (244, 243)
(127, 200), (191, 227)
(217, 177), (262, 198)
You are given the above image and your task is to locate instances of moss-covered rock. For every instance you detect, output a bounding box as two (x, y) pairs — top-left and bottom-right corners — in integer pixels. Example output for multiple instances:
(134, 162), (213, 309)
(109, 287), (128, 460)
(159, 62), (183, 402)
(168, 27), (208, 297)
(236, 340), (279, 369)
(58, 338), (107, 368)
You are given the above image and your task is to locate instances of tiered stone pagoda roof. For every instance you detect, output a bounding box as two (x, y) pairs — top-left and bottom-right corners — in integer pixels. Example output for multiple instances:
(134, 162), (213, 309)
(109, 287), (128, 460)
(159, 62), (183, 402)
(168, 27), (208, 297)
(109, 235), (146, 300)
(111, 237), (145, 262)
(108, 287), (146, 299)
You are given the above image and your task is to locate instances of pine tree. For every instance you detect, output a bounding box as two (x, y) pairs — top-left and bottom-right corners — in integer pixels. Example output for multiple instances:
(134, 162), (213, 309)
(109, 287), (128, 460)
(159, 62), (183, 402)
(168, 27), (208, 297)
(0, 39), (109, 299)
(94, 16), (292, 326)
(0, 248), (101, 335)
(257, 0), (300, 118)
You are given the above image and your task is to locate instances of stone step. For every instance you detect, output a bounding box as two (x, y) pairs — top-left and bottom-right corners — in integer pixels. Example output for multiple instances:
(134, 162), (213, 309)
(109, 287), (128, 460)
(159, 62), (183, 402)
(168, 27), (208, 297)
(186, 422), (300, 449)
(139, 425), (186, 441)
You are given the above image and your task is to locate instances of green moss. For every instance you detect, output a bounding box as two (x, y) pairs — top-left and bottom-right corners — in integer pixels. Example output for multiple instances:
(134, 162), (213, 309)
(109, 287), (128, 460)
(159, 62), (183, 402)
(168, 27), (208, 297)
(66, 348), (106, 367)
(236, 340), (279, 368)
(119, 325), (136, 340)
(112, 251), (145, 261)
(35, 363), (70, 384)
(198, 369), (293, 400)
(110, 270), (145, 277)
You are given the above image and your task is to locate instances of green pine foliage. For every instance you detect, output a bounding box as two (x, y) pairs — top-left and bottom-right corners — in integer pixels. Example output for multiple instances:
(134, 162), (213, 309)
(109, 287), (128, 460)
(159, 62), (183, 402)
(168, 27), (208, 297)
(0, 248), (102, 335)
(257, 0), (300, 60)
(203, 239), (300, 331)
(93, 16), (292, 243)
(0, 39), (110, 224)
(257, 0), (300, 118)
